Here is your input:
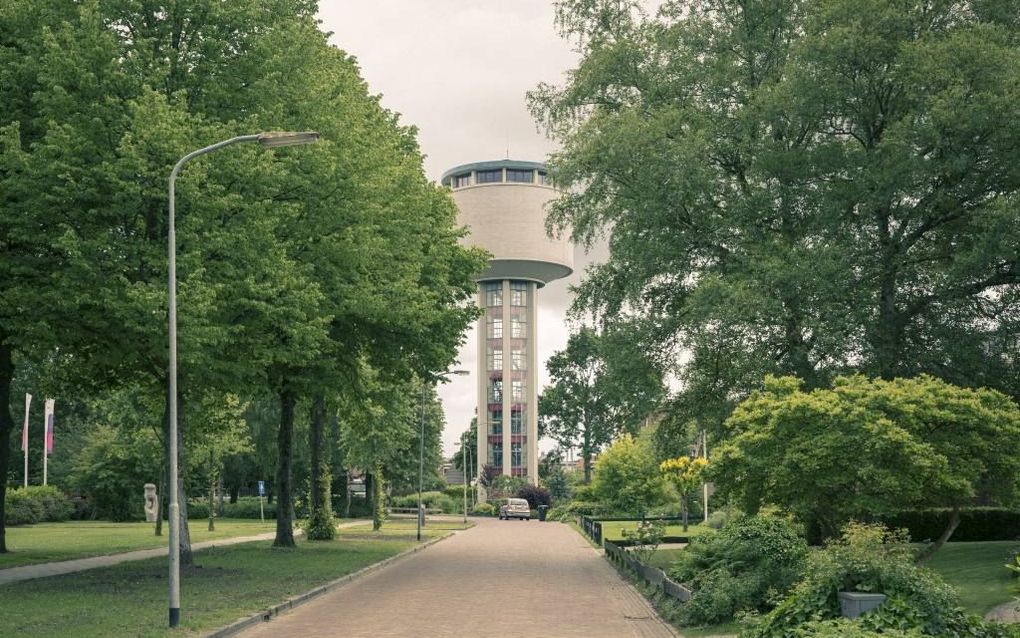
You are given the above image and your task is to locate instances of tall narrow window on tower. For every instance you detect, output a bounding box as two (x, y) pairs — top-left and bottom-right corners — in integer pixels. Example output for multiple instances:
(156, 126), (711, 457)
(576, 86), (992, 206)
(510, 281), (528, 306)
(487, 316), (502, 339)
(485, 282), (502, 307)
(442, 160), (573, 488)
(511, 315), (526, 339)
(488, 347), (503, 371)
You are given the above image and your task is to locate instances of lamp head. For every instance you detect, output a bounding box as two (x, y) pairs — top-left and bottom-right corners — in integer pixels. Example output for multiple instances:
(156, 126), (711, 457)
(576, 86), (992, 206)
(257, 131), (320, 148)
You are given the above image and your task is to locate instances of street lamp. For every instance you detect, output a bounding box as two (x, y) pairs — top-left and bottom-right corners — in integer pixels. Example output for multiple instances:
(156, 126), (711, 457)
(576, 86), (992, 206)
(167, 131), (318, 628)
(418, 369), (468, 541)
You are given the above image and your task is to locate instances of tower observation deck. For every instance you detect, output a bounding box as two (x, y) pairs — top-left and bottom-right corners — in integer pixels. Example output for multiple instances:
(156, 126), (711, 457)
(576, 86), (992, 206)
(441, 160), (573, 487)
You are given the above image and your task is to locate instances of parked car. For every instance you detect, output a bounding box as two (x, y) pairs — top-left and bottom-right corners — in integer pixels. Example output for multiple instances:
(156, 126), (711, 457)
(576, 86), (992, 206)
(499, 498), (531, 520)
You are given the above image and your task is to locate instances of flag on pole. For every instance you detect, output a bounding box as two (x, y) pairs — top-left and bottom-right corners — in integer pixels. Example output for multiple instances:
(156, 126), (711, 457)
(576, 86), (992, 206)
(44, 399), (55, 456)
(22, 394), (32, 451)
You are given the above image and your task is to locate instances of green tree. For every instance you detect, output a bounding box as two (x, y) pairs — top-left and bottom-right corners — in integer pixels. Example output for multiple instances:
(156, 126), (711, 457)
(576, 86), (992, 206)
(451, 419), (477, 484)
(529, 0), (1020, 437)
(539, 326), (663, 483)
(660, 456), (709, 532)
(591, 432), (668, 515)
(712, 375), (1020, 554)
(0, 0), (327, 558)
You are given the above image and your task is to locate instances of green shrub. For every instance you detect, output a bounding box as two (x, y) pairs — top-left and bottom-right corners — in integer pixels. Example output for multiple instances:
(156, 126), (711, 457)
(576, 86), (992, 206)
(70, 424), (161, 521)
(516, 484), (552, 508)
(390, 491), (455, 513)
(591, 434), (668, 516)
(442, 485), (476, 503)
(4, 486), (73, 525)
(669, 515), (808, 626)
(489, 475), (527, 499)
(742, 522), (1013, 638)
(189, 497), (276, 520)
(471, 502), (497, 517)
(545, 500), (607, 521)
(787, 619), (925, 637)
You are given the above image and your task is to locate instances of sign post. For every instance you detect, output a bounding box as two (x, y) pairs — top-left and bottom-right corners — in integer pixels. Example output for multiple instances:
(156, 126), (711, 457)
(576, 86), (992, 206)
(257, 480), (265, 523)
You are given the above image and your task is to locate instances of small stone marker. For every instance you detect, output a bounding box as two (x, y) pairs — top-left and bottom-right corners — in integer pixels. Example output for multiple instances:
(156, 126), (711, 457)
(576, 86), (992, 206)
(144, 483), (158, 522)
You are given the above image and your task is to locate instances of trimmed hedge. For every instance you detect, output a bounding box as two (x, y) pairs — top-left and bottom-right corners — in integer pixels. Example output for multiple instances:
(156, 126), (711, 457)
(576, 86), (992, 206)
(442, 485), (477, 502)
(188, 497), (277, 520)
(5, 486), (73, 526)
(390, 491), (456, 513)
(880, 508), (1020, 542)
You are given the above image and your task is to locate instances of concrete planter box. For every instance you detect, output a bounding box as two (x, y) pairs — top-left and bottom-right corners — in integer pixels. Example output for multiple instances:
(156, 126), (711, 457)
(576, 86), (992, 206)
(838, 591), (887, 619)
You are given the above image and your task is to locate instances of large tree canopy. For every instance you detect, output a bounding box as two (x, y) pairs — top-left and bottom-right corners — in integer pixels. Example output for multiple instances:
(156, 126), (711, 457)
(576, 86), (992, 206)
(530, 0), (1020, 437)
(0, 0), (483, 552)
(539, 325), (663, 482)
(711, 374), (1020, 551)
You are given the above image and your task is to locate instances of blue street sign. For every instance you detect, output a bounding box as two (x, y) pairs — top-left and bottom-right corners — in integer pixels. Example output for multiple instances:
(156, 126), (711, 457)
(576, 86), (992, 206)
(257, 480), (265, 496)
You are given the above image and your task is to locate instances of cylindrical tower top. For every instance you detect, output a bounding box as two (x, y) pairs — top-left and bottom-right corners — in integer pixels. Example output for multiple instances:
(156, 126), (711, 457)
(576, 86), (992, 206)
(443, 159), (573, 286)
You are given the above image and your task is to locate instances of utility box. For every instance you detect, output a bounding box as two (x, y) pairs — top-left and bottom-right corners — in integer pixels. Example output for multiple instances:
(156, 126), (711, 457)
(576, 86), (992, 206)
(837, 592), (887, 619)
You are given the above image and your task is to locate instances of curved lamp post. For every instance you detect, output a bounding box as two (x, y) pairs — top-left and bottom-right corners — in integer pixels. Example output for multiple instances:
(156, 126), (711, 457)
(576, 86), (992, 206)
(167, 131), (318, 628)
(418, 370), (468, 541)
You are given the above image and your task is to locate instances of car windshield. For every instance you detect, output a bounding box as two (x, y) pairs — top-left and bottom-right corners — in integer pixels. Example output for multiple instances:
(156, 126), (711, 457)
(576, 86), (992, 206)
(508, 499), (528, 507)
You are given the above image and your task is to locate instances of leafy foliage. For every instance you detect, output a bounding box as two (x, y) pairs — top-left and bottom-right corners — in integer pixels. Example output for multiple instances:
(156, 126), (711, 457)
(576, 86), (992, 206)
(661, 456), (708, 531)
(3, 486), (72, 526)
(539, 326), (663, 482)
(516, 484), (552, 509)
(529, 0), (1020, 447)
(742, 522), (1013, 638)
(621, 520), (665, 564)
(669, 515), (807, 626)
(591, 433), (668, 515)
(713, 375), (1020, 545)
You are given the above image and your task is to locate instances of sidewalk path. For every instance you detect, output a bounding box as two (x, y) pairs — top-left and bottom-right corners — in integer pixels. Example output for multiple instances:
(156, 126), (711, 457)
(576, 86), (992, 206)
(0, 521), (363, 586)
(237, 517), (677, 638)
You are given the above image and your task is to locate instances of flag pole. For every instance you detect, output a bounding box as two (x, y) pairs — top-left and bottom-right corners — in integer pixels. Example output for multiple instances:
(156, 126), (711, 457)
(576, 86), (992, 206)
(23, 394), (32, 487)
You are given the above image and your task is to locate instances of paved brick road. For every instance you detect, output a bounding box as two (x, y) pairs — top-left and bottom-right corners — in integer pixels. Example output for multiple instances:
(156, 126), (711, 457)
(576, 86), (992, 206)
(238, 517), (676, 638)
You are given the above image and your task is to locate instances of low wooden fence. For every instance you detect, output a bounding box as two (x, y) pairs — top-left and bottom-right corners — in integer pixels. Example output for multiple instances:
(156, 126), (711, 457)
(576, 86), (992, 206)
(604, 539), (692, 603)
(577, 515), (693, 547)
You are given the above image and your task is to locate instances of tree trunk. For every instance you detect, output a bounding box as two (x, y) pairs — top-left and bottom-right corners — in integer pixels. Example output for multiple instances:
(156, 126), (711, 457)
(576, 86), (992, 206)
(217, 475), (225, 516)
(0, 334), (14, 553)
(273, 387), (297, 547)
(681, 495), (689, 533)
(342, 469), (351, 518)
(916, 505), (961, 564)
(372, 461), (385, 531)
(582, 427), (592, 484)
(872, 234), (905, 380)
(306, 393), (335, 540)
(229, 485), (239, 504)
(207, 451), (216, 532)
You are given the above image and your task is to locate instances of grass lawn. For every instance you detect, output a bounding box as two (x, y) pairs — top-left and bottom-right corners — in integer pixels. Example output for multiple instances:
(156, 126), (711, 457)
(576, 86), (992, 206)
(926, 541), (1019, 614)
(0, 530), (450, 637)
(0, 519), (286, 569)
(646, 547), (685, 570)
(600, 520), (714, 542)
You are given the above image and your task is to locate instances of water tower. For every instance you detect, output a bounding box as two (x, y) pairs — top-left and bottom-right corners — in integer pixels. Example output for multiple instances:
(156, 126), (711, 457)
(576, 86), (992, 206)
(441, 160), (573, 487)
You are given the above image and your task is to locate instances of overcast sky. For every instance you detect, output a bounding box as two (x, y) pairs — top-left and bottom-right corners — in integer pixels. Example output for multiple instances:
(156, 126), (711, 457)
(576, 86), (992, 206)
(318, 1), (596, 457)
